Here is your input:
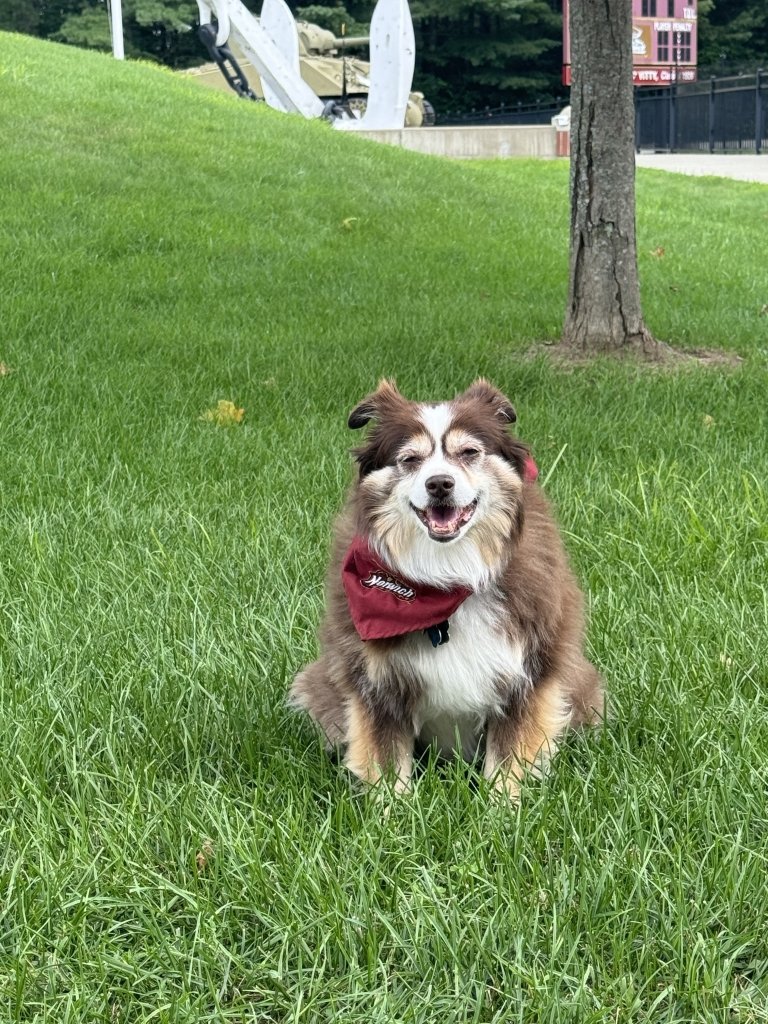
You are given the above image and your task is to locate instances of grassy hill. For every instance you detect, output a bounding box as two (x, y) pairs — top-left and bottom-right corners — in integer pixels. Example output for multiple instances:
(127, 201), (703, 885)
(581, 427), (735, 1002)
(1, 31), (768, 1023)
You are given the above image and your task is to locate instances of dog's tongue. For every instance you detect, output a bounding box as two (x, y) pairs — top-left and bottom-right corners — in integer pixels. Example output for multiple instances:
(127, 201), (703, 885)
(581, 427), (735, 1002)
(428, 505), (459, 527)
(427, 505), (465, 534)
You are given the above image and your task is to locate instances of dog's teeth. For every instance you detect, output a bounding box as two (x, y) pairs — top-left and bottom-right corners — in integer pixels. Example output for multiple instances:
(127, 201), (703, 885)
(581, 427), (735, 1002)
(421, 500), (477, 537)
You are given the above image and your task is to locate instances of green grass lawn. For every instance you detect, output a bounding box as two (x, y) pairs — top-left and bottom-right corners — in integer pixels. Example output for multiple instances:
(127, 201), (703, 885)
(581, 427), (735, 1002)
(1, 32), (768, 1024)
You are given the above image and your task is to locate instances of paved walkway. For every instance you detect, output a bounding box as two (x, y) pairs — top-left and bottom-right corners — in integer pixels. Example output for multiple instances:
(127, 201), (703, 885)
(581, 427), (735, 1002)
(635, 153), (768, 183)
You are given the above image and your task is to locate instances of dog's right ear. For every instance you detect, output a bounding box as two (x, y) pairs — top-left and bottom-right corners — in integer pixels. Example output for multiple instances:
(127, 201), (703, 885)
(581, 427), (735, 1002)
(348, 379), (402, 429)
(460, 379), (517, 424)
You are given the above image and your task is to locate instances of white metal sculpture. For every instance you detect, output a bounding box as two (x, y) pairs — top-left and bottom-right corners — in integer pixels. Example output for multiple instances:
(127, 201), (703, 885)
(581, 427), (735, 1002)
(198, 0), (323, 117)
(258, 0), (303, 112)
(196, 0), (416, 130)
(333, 0), (415, 131)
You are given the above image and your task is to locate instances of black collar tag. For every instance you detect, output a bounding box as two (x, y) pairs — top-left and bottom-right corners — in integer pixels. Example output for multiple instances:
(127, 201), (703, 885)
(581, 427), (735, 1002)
(424, 620), (450, 648)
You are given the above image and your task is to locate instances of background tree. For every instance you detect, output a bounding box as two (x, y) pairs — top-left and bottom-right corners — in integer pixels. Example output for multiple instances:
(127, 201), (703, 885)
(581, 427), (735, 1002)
(407, 0), (562, 112)
(0, 0), (40, 34)
(294, 4), (369, 36)
(562, 0), (656, 354)
(53, 3), (112, 49)
(697, 0), (768, 75)
(3, 0), (766, 105)
(4, 0), (202, 67)
(288, 0), (563, 111)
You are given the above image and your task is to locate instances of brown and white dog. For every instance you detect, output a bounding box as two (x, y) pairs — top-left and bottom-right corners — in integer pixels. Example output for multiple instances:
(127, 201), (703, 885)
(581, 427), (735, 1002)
(290, 380), (603, 798)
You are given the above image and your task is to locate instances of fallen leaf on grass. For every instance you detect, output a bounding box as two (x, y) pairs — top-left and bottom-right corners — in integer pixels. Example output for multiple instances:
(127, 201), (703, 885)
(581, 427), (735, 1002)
(650, 246), (666, 258)
(702, 414), (715, 428)
(759, 304), (768, 317)
(200, 400), (245, 426)
(0, 362), (13, 377)
(341, 217), (359, 230)
(196, 838), (215, 872)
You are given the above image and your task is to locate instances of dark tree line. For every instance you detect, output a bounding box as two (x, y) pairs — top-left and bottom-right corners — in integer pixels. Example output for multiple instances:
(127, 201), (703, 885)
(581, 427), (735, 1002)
(697, 0), (768, 76)
(293, 1), (564, 109)
(0, 0), (201, 66)
(406, 0), (564, 111)
(1, 0), (766, 108)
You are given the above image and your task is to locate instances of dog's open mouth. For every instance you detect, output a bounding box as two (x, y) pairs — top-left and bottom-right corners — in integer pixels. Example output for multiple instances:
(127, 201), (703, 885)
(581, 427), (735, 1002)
(412, 500), (478, 541)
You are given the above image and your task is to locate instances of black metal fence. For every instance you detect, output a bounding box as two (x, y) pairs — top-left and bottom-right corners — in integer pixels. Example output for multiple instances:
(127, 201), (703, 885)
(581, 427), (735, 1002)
(435, 73), (767, 154)
(635, 71), (767, 153)
(437, 98), (564, 127)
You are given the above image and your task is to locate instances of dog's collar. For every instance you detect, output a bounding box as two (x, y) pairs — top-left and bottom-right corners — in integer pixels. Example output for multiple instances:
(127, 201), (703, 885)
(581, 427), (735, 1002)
(341, 538), (472, 643)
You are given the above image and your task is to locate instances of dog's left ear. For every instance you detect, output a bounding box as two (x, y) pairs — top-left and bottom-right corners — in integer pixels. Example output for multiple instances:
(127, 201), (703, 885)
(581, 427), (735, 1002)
(459, 379), (517, 424)
(348, 379), (403, 429)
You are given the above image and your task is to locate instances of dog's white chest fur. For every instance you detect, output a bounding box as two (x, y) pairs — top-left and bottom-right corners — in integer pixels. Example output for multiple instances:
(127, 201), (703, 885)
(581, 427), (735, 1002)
(392, 591), (528, 758)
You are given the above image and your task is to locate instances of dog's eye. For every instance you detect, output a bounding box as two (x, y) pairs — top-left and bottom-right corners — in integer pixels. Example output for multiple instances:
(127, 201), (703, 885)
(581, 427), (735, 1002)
(399, 454), (421, 467)
(460, 447), (481, 459)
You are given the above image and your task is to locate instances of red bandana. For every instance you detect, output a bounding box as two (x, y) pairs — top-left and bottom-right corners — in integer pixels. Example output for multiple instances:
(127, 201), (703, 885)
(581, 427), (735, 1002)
(341, 455), (538, 642)
(522, 455), (538, 483)
(342, 537), (472, 641)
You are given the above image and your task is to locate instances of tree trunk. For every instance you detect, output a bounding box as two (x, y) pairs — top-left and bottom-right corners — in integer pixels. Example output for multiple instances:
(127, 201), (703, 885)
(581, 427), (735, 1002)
(563, 0), (656, 354)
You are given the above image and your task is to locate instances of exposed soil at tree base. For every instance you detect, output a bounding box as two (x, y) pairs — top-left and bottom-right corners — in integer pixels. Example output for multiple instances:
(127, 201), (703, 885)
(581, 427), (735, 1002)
(531, 341), (744, 370)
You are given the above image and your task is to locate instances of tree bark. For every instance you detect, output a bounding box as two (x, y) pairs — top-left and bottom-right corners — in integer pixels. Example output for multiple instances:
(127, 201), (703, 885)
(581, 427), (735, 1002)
(563, 0), (657, 353)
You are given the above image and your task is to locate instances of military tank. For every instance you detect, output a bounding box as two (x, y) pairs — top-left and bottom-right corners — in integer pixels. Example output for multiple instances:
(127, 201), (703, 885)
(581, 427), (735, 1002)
(293, 21), (435, 127)
(188, 18), (435, 127)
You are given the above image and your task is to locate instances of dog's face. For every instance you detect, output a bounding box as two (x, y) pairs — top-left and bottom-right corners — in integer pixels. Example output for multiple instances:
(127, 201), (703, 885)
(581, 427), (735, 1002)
(348, 380), (532, 585)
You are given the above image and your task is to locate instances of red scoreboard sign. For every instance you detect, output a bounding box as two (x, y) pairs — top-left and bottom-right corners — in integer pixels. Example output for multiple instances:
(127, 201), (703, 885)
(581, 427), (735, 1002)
(563, 0), (698, 87)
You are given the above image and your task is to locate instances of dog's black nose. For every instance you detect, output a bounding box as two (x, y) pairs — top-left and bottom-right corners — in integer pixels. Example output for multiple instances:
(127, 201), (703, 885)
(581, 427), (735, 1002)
(425, 474), (455, 500)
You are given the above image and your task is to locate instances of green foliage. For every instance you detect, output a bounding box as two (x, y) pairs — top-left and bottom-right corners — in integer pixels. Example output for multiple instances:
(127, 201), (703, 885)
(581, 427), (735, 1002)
(13, 0), (201, 66)
(697, 0), (768, 74)
(409, 0), (563, 110)
(54, 3), (112, 49)
(289, 0), (564, 109)
(2, 30), (768, 1024)
(295, 3), (368, 36)
(38, 0), (88, 38)
(3, 0), (768, 109)
(0, 0), (39, 33)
